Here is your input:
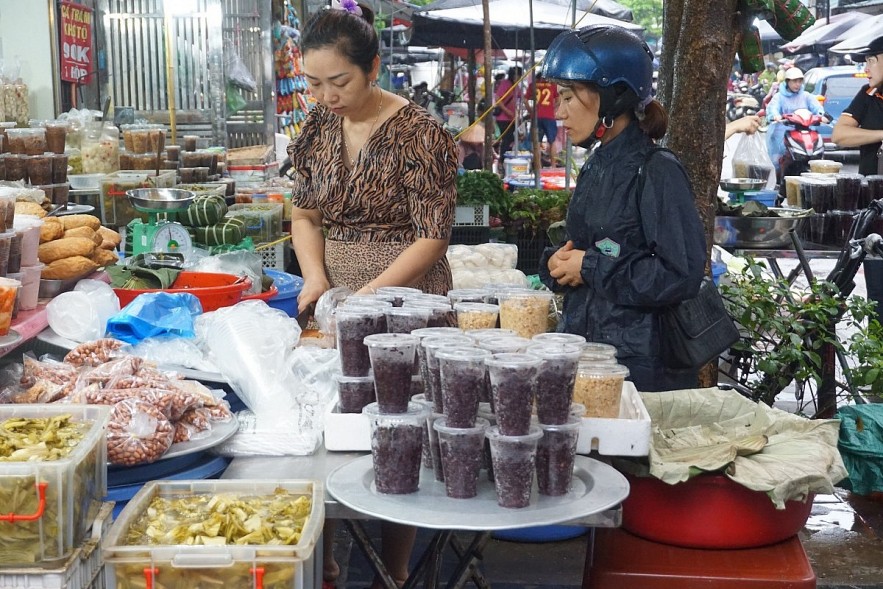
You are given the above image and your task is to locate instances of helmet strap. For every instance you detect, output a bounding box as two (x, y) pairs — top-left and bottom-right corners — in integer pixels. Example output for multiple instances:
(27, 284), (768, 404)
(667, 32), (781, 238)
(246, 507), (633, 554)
(593, 116), (615, 139)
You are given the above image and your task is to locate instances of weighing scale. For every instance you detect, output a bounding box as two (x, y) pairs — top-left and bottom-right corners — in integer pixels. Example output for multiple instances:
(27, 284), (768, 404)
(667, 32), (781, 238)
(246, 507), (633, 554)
(720, 177), (766, 204)
(125, 188), (195, 255)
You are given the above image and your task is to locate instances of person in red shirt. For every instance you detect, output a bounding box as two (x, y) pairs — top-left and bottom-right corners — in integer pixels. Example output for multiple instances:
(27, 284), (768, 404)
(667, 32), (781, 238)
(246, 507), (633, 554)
(528, 75), (560, 166)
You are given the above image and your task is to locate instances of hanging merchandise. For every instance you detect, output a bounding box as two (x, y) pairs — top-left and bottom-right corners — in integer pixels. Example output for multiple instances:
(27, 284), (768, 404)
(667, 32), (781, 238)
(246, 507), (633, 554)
(274, 1), (314, 138)
(739, 0), (815, 46)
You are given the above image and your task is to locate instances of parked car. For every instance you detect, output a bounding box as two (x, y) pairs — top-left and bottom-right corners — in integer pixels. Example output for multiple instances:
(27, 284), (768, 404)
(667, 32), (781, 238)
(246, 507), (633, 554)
(802, 65), (870, 152)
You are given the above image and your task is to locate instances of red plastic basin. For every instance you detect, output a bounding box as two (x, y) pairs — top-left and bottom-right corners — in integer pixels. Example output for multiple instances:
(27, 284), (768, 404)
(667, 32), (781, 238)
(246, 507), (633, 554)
(114, 271), (252, 312)
(621, 473), (813, 549)
(241, 285), (279, 302)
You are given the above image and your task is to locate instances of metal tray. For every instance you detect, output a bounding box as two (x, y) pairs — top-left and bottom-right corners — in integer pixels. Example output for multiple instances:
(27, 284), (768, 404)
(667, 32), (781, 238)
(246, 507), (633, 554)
(714, 210), (810, 249)
(326, 455), (629, 531)
(38, 270), (99, 299)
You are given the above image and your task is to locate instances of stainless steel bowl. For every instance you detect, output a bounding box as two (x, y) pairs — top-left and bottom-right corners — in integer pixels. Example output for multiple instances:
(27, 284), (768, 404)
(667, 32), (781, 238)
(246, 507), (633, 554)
(714, 208), (810, 249)
(719, 178), (767, 192)
(126, 188), (195, 212)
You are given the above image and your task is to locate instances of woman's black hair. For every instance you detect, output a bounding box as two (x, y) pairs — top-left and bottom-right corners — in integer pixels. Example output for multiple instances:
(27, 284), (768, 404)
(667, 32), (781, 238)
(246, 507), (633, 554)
(507, 66), (523, 82)
(301, 3), (378, 75)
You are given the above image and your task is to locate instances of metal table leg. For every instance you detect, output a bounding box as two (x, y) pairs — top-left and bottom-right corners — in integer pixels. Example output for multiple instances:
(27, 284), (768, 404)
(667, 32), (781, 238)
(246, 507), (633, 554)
(447, 532), (493, 589)
(342, 519), (400, 589)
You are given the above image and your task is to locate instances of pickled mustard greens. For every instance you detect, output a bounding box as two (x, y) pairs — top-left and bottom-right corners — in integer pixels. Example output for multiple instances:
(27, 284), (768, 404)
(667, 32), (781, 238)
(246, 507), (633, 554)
(126, 489), (313, 546)
(0, 415), (96, 564)
(116, 489), (314, 589)
(0, 415), (88, 462)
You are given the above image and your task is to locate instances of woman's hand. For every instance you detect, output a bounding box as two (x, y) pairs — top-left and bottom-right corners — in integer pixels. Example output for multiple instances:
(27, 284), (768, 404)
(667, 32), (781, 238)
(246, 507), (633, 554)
(297, 277), (331, 314)
(549, 241), (586, 287)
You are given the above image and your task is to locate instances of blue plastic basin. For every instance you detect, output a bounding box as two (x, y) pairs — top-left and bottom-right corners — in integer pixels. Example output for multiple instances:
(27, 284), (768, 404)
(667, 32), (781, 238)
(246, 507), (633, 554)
(264, 269), (303, 318)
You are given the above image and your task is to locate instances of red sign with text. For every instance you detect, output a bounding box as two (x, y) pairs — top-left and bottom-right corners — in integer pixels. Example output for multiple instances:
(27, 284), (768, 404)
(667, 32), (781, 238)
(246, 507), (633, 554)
(60, 1), (93, 84)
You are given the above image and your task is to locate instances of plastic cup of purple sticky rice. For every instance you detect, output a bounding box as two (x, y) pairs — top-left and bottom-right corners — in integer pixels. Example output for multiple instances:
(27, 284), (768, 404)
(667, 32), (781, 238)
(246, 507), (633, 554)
(364, 401), (429, 494)
(335, 306), (386, 377)
(486, 424), (543, 508)
(485, 353), (542, 436)
(364, 333), (420, 414)
(436, 346), (492, 428)
(335, 373), (376, 414)
(535, 417), (581, 496)
(526, 343), (583, 425)
(434, 416), (490, 499)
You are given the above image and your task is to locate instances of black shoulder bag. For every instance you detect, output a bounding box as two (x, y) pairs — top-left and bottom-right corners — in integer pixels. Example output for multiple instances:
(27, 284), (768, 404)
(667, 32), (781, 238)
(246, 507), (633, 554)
(635, 148), (740, 369)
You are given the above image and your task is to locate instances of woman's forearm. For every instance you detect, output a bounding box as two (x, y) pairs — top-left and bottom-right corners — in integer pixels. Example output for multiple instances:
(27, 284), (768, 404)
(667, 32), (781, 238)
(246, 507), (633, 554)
(290, 216), (328, 282)
(362, 238), (449, 291)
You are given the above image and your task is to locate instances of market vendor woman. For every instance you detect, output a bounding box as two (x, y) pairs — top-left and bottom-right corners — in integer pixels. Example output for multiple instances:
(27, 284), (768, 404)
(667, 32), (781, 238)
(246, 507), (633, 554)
(538, 25), (706, 392)
(286, 3), (457, 588)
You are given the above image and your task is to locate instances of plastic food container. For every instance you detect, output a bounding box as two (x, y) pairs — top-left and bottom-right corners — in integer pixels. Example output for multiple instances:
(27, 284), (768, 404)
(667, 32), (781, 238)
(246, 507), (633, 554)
(100, 170), (176, 227)
(497, 291), (553, 339)
(808, 159), (843, 174)
(6, 128), (47, 155)
(113, 271), (251, 311)
(226, 203), (284, 244)
(103, 479), (324, 589)
(68, 173), (104, 190)
(573, 362), (630, 418)
(0, 404), (110, 566)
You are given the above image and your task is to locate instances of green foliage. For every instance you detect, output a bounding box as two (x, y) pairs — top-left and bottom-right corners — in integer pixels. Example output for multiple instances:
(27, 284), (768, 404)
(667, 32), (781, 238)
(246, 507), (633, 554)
(456, 170), (509, 218)
(618, 0), (664, 38)
(719, 259), (883, 408)
(503, 188), (570, 236)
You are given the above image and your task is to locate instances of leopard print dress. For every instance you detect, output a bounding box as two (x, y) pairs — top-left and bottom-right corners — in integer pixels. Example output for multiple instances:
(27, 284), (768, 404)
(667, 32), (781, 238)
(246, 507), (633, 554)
(288, 101), (457, 296)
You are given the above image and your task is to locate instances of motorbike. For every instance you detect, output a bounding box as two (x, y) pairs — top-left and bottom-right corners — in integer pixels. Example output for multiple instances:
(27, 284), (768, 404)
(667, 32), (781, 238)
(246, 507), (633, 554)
(776, 108), (828, 181)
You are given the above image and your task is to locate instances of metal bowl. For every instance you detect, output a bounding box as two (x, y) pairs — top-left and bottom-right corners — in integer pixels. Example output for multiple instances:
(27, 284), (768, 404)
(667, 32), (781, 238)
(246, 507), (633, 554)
(126, 188), (195, 212)
(714, 208), (810, 249)
(720, 178), (767, 192)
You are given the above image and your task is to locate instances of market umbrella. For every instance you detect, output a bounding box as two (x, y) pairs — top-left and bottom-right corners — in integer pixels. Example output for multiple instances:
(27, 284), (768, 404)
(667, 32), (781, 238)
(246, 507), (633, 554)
(829, 14), (883, 54)
(780, 11), (866, 53)
(410, 0), (642, 50)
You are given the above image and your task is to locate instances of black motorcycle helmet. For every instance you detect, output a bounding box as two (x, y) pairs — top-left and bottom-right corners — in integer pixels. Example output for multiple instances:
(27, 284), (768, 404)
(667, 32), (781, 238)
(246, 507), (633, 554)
(541, 25), (653, 122)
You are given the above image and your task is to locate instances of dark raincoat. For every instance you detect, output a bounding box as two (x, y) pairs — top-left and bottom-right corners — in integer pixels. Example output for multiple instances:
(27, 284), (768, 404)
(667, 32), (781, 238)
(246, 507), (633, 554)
(539, 121), (706, 391)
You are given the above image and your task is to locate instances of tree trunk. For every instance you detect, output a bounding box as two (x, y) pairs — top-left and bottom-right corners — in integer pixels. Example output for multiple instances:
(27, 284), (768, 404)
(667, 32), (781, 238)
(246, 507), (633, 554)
(659, 0), (747, 386)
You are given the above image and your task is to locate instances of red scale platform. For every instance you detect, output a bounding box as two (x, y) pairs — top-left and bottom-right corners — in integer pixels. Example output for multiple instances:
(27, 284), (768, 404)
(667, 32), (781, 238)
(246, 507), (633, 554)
(583, 528), (816, 589)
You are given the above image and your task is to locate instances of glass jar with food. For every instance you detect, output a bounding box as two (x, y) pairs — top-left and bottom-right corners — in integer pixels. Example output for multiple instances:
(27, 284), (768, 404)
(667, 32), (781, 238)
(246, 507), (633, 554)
(81, 122), (120, 174)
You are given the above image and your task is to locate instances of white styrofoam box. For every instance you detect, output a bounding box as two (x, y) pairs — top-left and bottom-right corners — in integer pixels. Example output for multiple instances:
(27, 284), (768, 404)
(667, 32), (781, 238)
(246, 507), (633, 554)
(0, 502), (113, 589)
(323, 395), (371, 452)
(453, 204), (490, 227)
(577, 382), (651, 456)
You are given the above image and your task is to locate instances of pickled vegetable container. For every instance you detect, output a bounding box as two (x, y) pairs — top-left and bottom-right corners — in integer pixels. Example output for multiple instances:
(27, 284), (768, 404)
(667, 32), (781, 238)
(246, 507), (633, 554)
(0, 404), (109, 566)
(104, 479), (324, 589)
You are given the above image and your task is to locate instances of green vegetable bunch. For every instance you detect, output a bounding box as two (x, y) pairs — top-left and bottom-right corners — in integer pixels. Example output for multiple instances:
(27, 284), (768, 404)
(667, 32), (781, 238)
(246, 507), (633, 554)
(456, 170), (509, 218)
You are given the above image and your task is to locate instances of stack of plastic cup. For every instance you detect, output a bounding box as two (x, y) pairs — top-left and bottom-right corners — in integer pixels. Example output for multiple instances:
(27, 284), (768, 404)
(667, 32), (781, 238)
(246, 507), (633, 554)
(526, 343), (582, 425)
(434, 417), (490, 498)
(466, 328), (517, 342)
(363, 402), (429, 494)
(364, 333), (419, 413)
(411, 327), (464, 405)
(447, 288), (490, 305)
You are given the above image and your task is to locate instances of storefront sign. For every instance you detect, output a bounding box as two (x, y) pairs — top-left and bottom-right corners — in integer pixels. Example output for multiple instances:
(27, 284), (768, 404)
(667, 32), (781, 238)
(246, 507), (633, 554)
(60, 1), (93, 84)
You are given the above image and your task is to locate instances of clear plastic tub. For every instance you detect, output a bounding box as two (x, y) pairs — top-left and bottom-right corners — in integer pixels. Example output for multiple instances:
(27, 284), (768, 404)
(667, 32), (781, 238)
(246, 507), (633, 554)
(384, 306), (430, 334)
(335, 374), (375, 414)
(375, 286), (421, 306)
(103, 479), (323, 589)
(526, 343), (582, 425)
(485, 424), (543, 508)
(6, 128), (47, 155)
(454, 302), (499, 331)
(536, 417), (581, 496)
(226, 203), (284, 244)
(436, 346), (491, 428)
(476, 335), (531, 354)
(420, 335), (474, 412)
(497, 290), (554, 338)
(0, 404), (109, 566)
(531, 332), (587, 347)
(574, 362), (630, 418)
(364, 333), (419, 413)
(335, 306), (386, 377)
(447, 288), (490, 304)
(465, 328), (517, 342)
(485, 352), (542, 436)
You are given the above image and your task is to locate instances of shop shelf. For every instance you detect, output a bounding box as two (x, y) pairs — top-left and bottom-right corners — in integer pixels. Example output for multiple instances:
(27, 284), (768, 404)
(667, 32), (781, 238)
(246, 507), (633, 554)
(0, 404), (110, 566)
(103, 479), (324, 589)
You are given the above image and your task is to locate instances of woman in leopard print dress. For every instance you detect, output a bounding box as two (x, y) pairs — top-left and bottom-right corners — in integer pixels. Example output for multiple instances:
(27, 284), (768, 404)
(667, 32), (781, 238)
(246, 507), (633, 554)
(286, 4), (457, 589)
(288, 6), (457, 315)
